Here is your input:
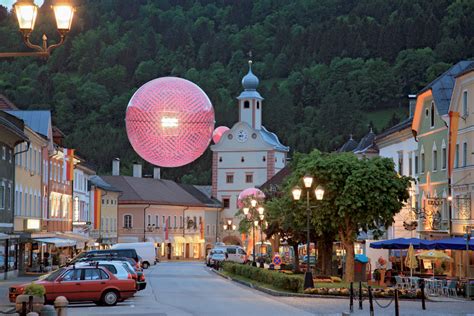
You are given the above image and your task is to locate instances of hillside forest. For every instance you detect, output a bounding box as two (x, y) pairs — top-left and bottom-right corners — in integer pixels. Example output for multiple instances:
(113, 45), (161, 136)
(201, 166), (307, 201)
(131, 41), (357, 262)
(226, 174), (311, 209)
(0, 0), (473, 183)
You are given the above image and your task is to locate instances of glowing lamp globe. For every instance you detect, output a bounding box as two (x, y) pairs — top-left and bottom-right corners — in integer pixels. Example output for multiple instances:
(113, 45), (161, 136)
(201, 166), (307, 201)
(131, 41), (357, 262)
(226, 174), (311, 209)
(237, 188), (265, 209)
(126, 77), (215, 167)
(212, 126), (229, 144)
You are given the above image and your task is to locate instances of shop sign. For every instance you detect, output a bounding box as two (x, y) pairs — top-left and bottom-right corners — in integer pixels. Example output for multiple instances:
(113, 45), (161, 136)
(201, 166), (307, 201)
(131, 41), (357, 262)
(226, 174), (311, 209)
(26, 219), (40, 230)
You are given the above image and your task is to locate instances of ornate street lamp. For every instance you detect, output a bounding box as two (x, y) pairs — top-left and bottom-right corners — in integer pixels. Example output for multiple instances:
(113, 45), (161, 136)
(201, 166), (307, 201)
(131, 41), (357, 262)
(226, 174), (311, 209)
(292, 176), (324, 290)
(223, 219), (236, 231)
(0, 0), (75, 58)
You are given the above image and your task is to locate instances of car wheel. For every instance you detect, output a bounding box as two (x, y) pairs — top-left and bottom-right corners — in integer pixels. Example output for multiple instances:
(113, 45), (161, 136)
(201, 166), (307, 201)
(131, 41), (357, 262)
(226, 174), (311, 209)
(142, 262), (150, 269)
(101, 290), (119, 306)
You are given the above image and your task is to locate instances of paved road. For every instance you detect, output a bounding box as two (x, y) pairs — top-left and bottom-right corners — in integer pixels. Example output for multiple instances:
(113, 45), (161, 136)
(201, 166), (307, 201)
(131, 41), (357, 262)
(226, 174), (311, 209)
(2, 262), (474, 315)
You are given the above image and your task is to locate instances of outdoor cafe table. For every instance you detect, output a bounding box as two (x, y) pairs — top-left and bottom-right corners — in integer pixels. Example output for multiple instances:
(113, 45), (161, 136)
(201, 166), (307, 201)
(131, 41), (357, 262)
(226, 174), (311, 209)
(424, 278), (444, 294)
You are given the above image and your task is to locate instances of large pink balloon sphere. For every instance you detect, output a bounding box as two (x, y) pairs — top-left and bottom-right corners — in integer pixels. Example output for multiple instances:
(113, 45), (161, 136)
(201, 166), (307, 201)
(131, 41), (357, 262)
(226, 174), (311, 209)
(126, 77), (215, 167)
(237, 188), (266, 208)
(212, 126), (230, 143)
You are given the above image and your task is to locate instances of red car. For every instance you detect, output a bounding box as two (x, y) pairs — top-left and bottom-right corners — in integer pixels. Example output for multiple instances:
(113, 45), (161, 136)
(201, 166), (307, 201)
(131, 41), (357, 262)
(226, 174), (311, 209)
(9, 265), (136, 306)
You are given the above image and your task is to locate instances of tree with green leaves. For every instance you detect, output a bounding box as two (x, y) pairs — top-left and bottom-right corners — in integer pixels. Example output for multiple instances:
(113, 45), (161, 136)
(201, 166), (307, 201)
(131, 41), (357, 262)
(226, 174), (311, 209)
(285, 150), (410, 282)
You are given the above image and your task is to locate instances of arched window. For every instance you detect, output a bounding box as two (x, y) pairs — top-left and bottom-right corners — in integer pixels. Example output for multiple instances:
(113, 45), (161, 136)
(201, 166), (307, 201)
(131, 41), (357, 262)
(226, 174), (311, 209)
(244, 101), (250, 109)
(256, 101), (260, 109)
(124, 215), (132, 228)
(430, 102), (435, 127)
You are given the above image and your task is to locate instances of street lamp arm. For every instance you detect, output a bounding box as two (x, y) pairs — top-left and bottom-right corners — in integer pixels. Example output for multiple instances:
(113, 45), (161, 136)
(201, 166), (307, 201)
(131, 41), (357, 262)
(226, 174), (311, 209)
(22, 33), (44, 52)
(0, 33), (65, 58)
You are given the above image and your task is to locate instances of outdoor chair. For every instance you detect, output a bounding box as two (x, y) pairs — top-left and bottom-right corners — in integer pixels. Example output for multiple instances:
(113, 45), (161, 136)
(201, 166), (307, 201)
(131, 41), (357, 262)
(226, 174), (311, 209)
(442, 280), (457, 297)
(394, 276), (406, 289)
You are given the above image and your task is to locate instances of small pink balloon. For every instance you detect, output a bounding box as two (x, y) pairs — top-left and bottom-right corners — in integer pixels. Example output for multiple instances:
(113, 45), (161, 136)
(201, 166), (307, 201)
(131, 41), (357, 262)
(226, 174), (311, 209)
(237, 188), (265, 208)
(212, 126), (230, 143)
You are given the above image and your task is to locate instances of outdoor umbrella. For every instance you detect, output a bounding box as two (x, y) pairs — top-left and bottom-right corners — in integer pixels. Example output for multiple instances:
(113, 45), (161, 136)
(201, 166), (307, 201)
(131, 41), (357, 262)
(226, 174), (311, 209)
(416, 250), (452, 278)
(404, 244), (418, 277)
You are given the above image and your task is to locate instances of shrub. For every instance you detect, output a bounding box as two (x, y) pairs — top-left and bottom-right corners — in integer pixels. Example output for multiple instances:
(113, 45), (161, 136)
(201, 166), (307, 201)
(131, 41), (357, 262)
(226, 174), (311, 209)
(222, 262), (303, 292)
(24, 283), (46, 297)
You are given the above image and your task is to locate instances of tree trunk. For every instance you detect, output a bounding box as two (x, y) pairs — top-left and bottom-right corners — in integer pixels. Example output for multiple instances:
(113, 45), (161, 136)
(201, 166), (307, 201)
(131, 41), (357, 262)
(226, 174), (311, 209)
(344, 240), (355, 282)
(292, 243), (300, 272)
(318, 237), (334, 276)
(340, 226), (355, 282)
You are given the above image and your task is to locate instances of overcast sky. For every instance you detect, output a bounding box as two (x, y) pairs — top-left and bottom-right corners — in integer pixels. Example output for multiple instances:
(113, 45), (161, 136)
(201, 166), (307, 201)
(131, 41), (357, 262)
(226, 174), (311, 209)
(0, 0), (45, 9)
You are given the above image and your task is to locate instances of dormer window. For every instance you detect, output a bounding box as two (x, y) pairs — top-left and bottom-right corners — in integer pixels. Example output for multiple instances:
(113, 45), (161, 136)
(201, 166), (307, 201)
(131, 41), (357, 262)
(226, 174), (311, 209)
(430, 102), (435, 128)
(244, 101), (250, 109)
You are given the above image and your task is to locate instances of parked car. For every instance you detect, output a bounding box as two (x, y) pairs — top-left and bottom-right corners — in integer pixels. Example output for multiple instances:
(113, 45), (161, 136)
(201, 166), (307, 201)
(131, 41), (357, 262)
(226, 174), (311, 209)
(71, 249), (140, 268)
(76, 261), (133, 281)
(206, 249), (219, 266)
(74, 256), (146, 291)
(210, 249), (226, 266)
(9, 265), (136, 306)
(111, 242), (157, 269)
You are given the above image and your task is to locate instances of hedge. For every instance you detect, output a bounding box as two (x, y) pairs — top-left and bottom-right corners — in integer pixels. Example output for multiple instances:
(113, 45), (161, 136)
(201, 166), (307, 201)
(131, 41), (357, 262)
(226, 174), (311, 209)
(222, 262), (303, 293)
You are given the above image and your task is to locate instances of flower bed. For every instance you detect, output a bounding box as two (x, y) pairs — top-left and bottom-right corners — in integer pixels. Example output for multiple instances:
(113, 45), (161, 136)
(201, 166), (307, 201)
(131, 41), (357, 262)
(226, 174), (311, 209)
(304, 286), (423, 299)
(222, 262), (303, 293)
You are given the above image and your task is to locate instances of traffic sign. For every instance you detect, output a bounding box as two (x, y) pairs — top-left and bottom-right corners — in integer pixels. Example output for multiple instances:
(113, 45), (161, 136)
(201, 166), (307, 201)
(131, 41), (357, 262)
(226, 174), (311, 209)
(273, 254), (282, 266)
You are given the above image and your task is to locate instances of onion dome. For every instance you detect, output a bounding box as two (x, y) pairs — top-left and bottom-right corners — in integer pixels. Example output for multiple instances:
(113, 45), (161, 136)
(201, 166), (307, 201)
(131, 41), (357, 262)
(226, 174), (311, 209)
(242, 60), (259, 91)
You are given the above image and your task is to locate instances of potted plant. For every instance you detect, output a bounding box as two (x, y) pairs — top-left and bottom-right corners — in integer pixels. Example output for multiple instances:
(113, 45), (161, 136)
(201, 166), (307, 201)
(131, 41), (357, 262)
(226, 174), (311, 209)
(15, 283), (46, 313)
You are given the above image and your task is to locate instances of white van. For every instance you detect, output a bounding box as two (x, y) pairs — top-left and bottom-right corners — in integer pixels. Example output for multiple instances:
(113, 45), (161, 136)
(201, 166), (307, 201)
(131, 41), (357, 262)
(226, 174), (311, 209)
(111, 242), (157, 269)
(216, 245), (247, 264)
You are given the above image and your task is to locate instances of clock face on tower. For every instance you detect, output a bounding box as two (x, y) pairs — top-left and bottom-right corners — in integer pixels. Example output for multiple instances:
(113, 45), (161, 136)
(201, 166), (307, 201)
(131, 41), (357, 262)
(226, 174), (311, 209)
(237, 129), (248, 143)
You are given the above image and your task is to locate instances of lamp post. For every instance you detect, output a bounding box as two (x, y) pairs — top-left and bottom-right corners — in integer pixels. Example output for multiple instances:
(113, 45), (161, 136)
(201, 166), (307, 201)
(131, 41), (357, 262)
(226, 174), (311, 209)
(243, 200), (265, 267)
(465, 225), (473, 278)
(0, 0), (75, 58)
(292, 175), (324, 289)
(223, 219), (236, 232)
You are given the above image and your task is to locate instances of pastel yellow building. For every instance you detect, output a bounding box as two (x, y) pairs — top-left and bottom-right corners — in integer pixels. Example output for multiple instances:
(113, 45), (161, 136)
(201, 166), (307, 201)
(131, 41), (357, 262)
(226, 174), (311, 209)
(449, 66), (474, 277)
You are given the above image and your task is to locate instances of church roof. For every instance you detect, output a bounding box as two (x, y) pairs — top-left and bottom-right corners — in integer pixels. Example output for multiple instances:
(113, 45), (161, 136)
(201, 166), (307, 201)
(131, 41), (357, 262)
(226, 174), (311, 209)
(259, 126), (289, 152)
(419, 60), (474, 115)
(337, 136), (358, 152)
(238, 60), (263, 100)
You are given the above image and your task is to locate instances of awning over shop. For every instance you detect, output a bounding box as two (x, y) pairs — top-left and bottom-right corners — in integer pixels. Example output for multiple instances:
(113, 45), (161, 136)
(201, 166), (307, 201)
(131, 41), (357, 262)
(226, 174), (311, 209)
(33, 238), (76, 247)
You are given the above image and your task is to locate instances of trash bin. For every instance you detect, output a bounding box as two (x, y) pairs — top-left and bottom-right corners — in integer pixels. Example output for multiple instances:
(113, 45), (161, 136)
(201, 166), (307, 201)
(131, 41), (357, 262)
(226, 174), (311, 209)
(354, 254), (369, 282)
(465, 279), (474, 298)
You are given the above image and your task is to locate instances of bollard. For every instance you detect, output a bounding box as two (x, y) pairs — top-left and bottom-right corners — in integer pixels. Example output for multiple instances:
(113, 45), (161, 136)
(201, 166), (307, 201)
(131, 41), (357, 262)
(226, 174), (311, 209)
(21, 302), (27, 316)
(54, 296), (68, 316)
(368, 286), (374, 316)
(350, 282), (354, 313)
(28, 296), (33, 314)
(359, 281), (363, 310)
(394, 288), (400, 316)
(420, 279), (426, 310)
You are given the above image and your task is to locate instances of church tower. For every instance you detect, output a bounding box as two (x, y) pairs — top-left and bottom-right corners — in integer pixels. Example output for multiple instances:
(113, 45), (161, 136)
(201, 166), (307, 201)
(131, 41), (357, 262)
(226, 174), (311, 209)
(238, 60), (263, 130)
(211, 61), (289, 246)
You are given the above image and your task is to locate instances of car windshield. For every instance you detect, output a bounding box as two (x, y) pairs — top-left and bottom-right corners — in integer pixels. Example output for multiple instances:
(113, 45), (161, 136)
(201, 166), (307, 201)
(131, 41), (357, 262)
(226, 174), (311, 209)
(213, 250), (224, 254)
(39, 268), (66, 281)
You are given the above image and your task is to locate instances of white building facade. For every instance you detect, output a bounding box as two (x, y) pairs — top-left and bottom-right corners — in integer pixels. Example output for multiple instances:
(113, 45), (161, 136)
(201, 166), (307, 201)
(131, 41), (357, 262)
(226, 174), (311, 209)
(376, 116), (419, 239)
(211, 61), (289, 245)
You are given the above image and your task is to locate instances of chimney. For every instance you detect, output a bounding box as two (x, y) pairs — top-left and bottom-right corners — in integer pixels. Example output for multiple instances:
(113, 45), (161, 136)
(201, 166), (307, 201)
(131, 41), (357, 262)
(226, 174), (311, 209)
(408, 94), (417, 118)
(112, 158), (120, 176)
(153, 167), (161, 179)
(133, 163), (142, 178)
